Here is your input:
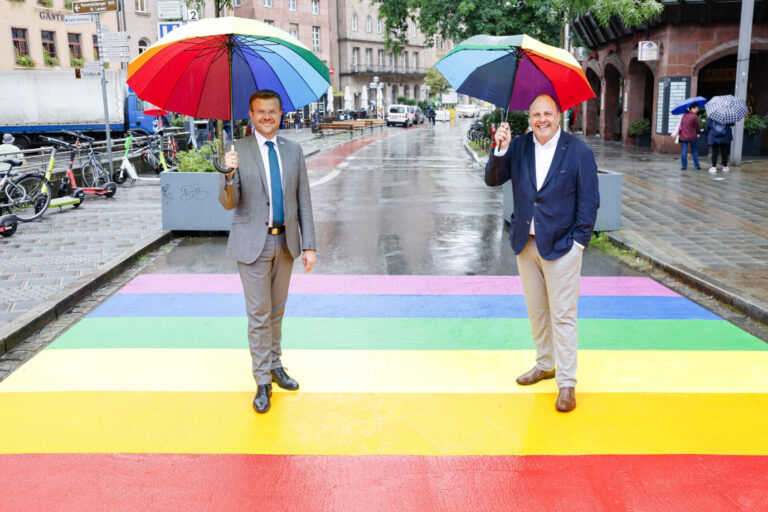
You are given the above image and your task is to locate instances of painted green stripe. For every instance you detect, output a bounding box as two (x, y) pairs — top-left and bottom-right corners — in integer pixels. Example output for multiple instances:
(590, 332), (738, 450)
(48, 318), (768, 351)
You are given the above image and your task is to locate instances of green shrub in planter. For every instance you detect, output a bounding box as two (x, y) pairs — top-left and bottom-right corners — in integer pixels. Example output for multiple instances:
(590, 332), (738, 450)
(743, 114), (767, 136)
(44, 54), (59, 67)
(628, 118), (651, 137)
(481, 109), (529, 139)
(14, 48), (34, 67)
(176, 141), (221, 173)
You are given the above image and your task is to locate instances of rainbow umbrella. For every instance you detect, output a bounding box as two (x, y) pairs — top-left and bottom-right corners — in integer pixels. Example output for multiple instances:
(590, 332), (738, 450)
(127, 16), (330, 121)
(435, 34), (594, 111)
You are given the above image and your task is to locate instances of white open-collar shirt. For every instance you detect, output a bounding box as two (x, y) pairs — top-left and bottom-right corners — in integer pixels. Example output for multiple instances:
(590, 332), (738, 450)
(253, 130), (284, 227)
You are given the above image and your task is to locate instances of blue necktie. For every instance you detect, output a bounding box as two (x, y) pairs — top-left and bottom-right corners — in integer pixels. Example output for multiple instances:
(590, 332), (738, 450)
(265, 141), (284, 226)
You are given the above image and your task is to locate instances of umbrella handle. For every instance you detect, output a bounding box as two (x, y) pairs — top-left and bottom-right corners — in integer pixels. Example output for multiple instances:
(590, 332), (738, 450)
(211, 143), (236, 174)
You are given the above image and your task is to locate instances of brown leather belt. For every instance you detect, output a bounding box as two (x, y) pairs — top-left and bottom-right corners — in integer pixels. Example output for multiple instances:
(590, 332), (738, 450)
(267, 226), (285, 235)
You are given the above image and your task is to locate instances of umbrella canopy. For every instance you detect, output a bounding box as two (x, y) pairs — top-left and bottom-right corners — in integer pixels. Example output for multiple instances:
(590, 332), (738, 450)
(344, 85), (353, 112)
(435, 34), (594, 111)
(670, 96), (707, 115)
(361, 86), (368, 111)
(705, 95), (750, 125)
(127, 16), (330, 120)
(143, 107), (168, 116)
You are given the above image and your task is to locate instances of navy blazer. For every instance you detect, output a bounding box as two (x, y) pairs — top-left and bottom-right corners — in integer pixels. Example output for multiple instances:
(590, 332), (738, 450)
(485, 131), (600, 260)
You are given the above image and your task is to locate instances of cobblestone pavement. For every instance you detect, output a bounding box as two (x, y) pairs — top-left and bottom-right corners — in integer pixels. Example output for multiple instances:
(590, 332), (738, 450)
(0, 127), (383, 355)
(584, 137), (768, 322)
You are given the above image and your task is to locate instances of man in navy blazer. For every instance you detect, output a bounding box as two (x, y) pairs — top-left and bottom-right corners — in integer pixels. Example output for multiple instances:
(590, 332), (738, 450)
(485, 94), (599, 412)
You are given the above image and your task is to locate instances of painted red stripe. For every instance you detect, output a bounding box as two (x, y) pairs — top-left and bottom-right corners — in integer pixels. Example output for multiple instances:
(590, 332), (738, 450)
(2, 454), (766, 511)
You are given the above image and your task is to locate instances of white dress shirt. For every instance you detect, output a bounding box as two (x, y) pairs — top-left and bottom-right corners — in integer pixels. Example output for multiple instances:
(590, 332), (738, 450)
(493, 128), (583, 248)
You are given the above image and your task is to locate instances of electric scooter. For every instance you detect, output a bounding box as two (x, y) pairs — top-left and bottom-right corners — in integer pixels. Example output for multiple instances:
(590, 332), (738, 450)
(39, 136), (85, 209)
(112, 132), (161, 185)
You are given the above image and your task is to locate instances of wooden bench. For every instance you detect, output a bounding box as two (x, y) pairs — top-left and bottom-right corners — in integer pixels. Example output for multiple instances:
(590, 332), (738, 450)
(315, 122), (356, 137)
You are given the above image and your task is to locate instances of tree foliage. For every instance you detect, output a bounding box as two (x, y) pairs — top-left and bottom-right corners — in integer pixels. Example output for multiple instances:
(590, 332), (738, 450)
(424, 66), (451, 96)
(376, 0), (559, 53)
(375, 0), (664, 52)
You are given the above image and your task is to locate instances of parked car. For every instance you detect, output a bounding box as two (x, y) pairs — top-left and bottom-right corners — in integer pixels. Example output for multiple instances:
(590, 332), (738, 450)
(408, 106), (425, 124)
(386, 104), (411, 127)
(351, 109), (369, 120)
(456, 104), (480, 118)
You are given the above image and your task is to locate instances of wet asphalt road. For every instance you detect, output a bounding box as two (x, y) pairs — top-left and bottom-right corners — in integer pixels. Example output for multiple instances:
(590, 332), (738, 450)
(147, 119), (637, 278)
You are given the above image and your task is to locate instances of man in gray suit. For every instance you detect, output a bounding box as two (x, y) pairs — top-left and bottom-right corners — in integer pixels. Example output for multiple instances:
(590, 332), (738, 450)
(220, 89), (316, 414)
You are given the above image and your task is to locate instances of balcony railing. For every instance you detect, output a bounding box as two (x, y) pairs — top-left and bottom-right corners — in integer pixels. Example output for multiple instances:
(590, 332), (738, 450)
(341, 65), (427, 76)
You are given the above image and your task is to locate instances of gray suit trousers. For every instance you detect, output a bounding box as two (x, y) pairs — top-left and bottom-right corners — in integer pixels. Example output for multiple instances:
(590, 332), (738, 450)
(237, 233), (294, 385)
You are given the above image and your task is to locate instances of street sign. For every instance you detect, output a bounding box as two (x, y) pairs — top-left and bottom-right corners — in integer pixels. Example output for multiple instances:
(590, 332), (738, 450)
(64, 14), (96, 24)
(158, 22), (182, 39)
(72, 0), (118, 14)
(187, 9), (199, 21)
(81, 68), (103, 79)
(157, 0), (183, 20)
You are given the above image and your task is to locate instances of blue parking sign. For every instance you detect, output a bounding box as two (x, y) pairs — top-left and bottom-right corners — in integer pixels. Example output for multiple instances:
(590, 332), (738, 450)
(158, 22), (182, 39)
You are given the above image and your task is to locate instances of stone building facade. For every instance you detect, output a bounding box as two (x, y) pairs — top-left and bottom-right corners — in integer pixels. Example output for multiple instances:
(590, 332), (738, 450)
(573, 0), (768, 155)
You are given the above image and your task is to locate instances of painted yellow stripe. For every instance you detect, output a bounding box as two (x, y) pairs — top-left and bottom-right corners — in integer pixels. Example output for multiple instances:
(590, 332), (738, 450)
(0, 391), (766, 455)
(3, 349), (768, 394)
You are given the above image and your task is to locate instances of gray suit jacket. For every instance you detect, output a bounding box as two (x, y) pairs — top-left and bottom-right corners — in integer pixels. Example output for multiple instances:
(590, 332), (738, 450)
(219, 134), (316, 263)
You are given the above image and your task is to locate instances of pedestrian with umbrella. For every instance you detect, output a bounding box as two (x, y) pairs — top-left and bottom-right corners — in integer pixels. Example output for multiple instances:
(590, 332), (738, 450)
(439, 35), (600, 412)
(704, 95), (750, 174)
(128, 17), (328, 415)
(676, 104), (703, 170)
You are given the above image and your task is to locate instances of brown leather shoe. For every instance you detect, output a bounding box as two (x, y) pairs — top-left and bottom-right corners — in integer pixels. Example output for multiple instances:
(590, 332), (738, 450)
(516, 366), (556, 386)
(556, 387), (576, 412)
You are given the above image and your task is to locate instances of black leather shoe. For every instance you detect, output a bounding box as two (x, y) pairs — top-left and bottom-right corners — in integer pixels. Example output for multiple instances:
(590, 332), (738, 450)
(253, 384), (272, 414)
(271, 367), (299, 390)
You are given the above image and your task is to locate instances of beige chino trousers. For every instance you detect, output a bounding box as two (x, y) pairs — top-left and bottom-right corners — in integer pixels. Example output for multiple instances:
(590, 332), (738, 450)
(516, 237), (583, 388)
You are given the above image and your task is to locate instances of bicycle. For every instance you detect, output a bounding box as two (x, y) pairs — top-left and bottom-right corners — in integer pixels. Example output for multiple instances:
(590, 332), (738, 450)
(0, 158), (52, 222)
(58, 131), (117, 198)
(62, 131), (114, 189)
(135, 129), (178, 174)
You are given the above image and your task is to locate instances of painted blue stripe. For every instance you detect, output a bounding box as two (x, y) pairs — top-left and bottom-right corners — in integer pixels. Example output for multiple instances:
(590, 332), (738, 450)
(88, 294), (721, 320)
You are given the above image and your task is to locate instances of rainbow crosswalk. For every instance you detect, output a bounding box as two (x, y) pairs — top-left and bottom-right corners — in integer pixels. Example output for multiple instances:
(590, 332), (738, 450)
(1, 274), (767, 510)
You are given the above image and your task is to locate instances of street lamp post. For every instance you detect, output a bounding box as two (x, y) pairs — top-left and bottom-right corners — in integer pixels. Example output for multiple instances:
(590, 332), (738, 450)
(369, 76), (382, 119)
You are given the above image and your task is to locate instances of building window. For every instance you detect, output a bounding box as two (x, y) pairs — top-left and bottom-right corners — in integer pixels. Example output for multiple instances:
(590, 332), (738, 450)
(391, 85), (397, 104)
(403, 85), (409, 98)
(441, 38), (445, 50)
(289, 23), (298, 39)
(263, 0), (272, 6)
(68, 33), (82, 60)
(264, 20), (274, 26)
(377, 49), (383, 69)
(377, 18), (382, 33)
(414, 86), (419, 99)
(413, 51), (418, 70)
(365, 48), (372, 70)
(234, 0), (241, 6)
(12, 28), (29, 61)
(366, 15), (372, 33)
(135, 0), (147, 13)
(352, 13), (358, 31)
(312, 26), (320, 51)
(311, 0), (318, 15)
(41, 31), (57, 63)
(389, 53), (394, 72)
(411, 22), (416, 37)
(93, 34), (99, 60)
(288, 0), (296, 10)
(138, 39), (149, 54)
(352, 47), (359, 72)
(402, 52), (408, 72)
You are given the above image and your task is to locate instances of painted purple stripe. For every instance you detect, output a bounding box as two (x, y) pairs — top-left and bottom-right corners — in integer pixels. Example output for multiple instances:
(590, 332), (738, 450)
(118, 275), (679, 297)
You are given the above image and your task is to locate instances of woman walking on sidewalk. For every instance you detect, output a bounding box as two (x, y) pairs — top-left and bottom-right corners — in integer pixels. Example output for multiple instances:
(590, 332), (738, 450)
(706, 119), (732, 174)
(676, 105), (702, 170)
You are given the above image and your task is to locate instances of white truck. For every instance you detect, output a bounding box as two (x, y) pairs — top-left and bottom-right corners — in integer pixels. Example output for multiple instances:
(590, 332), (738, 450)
(0, 69), (155, 149)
